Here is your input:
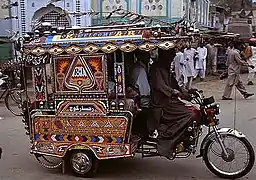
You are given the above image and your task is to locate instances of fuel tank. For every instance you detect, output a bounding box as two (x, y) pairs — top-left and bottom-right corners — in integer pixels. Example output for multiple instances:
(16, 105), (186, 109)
(185, 105), (201, 122)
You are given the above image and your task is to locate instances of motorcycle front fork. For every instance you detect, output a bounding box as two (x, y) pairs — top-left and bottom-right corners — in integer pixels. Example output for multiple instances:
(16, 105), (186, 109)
(212, 126), (229, 157)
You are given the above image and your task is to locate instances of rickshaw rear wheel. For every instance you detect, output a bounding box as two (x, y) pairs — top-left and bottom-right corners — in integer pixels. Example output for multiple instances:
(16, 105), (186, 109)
(69, 150), (98, 177)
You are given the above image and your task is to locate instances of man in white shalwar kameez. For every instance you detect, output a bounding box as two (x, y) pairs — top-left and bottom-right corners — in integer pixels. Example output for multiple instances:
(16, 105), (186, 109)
(173, 48), (187, 88)
(184, 44), (196, 89)
(195, 44), (207, 80)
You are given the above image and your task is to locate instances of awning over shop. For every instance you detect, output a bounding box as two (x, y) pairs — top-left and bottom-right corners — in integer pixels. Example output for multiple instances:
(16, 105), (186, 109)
(0, 37), (12, 61)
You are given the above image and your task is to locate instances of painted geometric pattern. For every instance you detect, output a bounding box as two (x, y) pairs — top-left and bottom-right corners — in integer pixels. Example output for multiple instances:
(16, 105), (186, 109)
(24, 41), (177, 56)
(34, 134), (124, 144)
(55, 55), (107, 93)
(33, 66), (47, 102)
(54, 94), (108, 100)
(65, 56), (96, 92)
(32, 141), (131, 159)
(33, 116), (128, 141)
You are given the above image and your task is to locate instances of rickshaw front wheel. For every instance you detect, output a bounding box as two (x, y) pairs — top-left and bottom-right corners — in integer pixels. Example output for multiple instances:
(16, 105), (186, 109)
(69, 150), (98, 177)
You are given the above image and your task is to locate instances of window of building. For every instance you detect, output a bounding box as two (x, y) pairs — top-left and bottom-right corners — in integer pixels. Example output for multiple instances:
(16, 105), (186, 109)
(32, 2), (35, 7)
(67, 3), (70, 7)
(40, 10), (70, 27)
(141, 0), (166, 16)
(102, 0), (128, 14)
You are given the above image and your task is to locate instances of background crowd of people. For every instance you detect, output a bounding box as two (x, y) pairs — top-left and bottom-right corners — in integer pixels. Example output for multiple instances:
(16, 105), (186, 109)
(171, 39), (256, 100)
(172, 42), (210, 90)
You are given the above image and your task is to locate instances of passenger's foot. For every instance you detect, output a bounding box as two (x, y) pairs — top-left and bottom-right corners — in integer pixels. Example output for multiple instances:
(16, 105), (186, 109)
(200, 78), (204, 81)
(222, 96), (233, 100)
(244, 93), (254, 99)
(248, 81), (254, 85)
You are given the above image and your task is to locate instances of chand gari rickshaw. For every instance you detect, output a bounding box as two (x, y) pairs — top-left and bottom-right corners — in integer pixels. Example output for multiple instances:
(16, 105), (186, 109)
(19, 21), (255, 179)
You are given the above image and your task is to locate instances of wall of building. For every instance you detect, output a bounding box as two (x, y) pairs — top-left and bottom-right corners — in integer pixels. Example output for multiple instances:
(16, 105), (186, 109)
(10, 0), (92, 35)
(184, 0), (210, 28)
(0, 0), (12, 36)
(196, 0), (210, 27)
(91, 0), (209, 25)
(91, 0), (174, 25)
(6, 0), (210, 35)
(171, 0), (183, 21)
(0, 0), (9, 17)
(0, 0), (13, 61)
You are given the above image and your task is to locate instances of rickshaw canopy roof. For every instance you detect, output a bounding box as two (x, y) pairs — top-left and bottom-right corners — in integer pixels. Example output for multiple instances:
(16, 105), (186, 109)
(23, 25), (193, 56)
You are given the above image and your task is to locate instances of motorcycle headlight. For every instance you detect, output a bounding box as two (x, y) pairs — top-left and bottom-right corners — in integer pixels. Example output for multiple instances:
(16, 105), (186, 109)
(215, 104), (220, 115)
(203, 96), (215, 106)
(205, 103), (220, 115)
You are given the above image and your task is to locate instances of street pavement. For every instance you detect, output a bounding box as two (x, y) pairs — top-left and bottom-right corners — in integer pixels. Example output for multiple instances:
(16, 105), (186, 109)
(1, 74), (256, 180)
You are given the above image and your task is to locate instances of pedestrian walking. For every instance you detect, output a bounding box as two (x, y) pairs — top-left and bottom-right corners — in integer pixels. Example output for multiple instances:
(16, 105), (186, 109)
(222, 43), (254, 100)
(173, 46), (187, 88)
(206, 41), (218, 76)
(244, 42), (256, 85)
(184, 44), (196, 89)
(195, 44), (207, 81)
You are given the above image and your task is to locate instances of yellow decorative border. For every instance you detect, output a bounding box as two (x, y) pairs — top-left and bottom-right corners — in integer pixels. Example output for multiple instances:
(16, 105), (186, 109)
(24, 41), (177, 56)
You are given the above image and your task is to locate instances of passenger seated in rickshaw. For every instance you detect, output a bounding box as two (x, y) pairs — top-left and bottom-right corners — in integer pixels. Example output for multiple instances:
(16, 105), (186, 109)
(129, 50), (151, 108)
(148, 49), (197, 159)
(107, 50), (150, 113)
(129, 50), (151, 137)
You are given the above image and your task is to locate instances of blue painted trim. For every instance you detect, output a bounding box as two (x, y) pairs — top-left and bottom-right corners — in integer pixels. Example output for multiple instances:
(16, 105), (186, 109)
(135, 0), (138, 13)
(126, 0), (130, 12)
(168, 0), (171, 23)
(97, 0), (102, 18)
(128, 0), (131, 11)
(137, 0), (141, 14)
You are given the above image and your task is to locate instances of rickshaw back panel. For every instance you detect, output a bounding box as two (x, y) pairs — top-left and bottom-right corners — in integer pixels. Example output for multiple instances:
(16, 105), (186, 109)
(31, 115), (131, 159)
(27, 51), (134, 159)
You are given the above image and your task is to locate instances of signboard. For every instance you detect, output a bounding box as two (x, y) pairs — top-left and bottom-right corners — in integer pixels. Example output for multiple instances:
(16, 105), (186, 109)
(48, 30), (143, 43)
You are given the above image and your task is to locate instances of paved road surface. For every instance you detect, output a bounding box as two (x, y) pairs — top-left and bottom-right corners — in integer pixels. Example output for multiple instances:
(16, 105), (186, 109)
(0, 75), (256, 180)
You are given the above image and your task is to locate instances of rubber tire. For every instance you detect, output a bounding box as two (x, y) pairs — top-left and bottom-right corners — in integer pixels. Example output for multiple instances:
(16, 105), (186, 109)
(203, 134), (255, 179)
(5, 92), (23, 116)
(69, 150), (98, 178)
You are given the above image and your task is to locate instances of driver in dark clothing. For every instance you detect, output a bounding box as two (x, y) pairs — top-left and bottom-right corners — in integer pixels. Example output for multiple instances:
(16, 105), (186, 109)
(148, 49), (196, 159)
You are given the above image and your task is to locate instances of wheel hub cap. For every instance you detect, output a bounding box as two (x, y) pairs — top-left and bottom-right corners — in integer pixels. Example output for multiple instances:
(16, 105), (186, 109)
(221, 148), (235, 162)
(71, 152), (92, 174)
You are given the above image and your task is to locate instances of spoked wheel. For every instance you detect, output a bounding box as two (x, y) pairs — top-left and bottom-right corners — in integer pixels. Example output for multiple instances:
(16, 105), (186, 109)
(69, 150), (98, 177)
(35, 154), (63, 169)
(5, 90), (26, 116)
(204, 134), (255, 179)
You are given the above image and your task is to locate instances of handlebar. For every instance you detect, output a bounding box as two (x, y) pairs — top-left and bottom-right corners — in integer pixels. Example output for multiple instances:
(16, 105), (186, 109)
(188, 89), (203, 97)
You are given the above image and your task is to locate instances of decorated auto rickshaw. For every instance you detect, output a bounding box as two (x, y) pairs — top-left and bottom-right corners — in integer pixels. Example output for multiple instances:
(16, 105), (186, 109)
(20, 16), (255, 179)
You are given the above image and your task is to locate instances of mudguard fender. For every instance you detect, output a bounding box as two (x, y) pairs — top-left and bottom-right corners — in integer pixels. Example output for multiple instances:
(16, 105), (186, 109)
(197, 128), (245, 158)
